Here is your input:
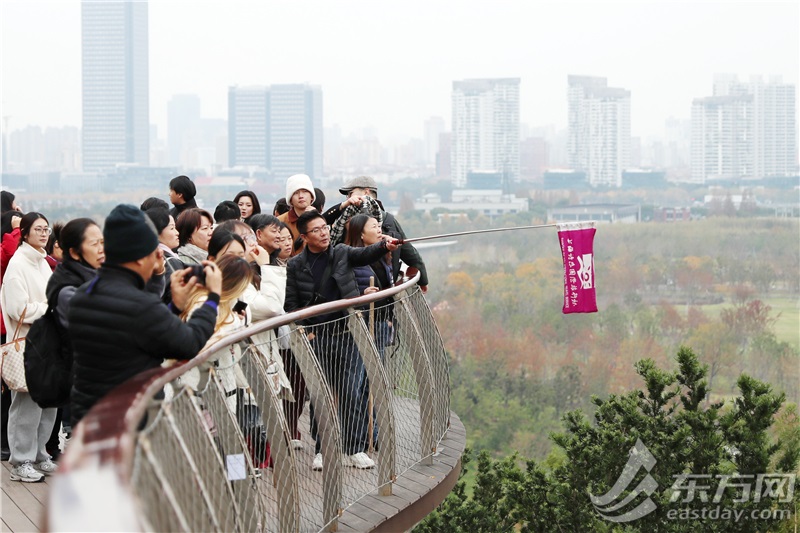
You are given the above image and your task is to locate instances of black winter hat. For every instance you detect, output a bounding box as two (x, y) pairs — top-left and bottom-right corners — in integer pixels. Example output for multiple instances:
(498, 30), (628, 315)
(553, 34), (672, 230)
(104, 204), (160, 264)
(169, 175), (196, 201)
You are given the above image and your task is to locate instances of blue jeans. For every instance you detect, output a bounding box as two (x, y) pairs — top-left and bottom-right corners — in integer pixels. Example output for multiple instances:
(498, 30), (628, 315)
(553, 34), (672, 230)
(309, 327), (370, 456)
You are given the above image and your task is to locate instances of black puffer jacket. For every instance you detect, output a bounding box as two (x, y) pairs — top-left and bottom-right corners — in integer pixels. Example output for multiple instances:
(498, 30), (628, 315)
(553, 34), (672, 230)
(68, 264), (218, 425)
(44, 261), (97, 386)
(46, 260), (95, 308)
(285, 241), (392, 321)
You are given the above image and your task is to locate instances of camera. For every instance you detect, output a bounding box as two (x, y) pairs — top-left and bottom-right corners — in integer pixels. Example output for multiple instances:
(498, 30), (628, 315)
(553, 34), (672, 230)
(183, 264), (206, 284)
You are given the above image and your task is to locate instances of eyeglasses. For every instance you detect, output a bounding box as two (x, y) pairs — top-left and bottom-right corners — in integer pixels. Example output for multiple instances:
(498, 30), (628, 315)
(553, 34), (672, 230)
(304, 224), (330, 236)
(32, 227), (52, 235)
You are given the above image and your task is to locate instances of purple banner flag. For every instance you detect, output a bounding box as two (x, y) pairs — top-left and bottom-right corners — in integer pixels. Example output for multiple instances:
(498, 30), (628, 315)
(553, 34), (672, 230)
(557, 222), (598, 314)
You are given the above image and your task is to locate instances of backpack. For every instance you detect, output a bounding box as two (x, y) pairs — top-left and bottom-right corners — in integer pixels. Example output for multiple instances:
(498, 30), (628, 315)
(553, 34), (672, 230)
(24, 306), (72, 408)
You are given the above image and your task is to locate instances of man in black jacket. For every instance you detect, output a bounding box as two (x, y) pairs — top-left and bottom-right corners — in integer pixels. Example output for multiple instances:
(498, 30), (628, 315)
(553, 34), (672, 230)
(68, 204), (222, 426)
(322, 175), (428, 292)
(285, 211), (399, 471)
(168, 175), (199, 220)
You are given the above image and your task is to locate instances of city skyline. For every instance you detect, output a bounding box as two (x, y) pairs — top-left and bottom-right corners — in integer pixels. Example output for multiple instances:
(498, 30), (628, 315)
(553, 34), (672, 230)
(2, 1), (797, 144)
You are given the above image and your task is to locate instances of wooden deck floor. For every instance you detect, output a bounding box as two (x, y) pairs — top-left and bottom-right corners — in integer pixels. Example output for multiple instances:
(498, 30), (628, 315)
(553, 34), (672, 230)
(1, 460), (50, 533)
(0, 411), (465, 533)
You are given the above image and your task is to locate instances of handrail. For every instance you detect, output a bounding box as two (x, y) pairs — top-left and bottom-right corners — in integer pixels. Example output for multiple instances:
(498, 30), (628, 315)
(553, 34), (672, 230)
(64, 272), (421, 471)
(51, 270), (458, 533)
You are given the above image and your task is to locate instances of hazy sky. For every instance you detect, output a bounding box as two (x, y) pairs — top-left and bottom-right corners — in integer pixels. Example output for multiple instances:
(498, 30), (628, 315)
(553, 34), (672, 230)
(2, 0), (798, 142)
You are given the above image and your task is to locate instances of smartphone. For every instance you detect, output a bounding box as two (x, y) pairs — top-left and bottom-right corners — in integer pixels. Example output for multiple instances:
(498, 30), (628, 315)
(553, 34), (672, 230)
(232, 301), (248, 314)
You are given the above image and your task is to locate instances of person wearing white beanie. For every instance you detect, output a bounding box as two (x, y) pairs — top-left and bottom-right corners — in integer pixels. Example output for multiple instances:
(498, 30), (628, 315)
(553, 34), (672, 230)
(278, 174), (317, 256)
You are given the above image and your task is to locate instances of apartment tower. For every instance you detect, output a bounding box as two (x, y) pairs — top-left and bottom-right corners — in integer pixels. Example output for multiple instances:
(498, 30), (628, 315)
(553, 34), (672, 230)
(451, 78), (520, 188)
(82, 0), (149, 172)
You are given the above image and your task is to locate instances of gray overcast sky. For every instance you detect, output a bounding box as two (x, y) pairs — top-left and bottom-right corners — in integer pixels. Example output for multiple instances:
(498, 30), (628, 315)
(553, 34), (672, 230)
(1, 0), (798, 142)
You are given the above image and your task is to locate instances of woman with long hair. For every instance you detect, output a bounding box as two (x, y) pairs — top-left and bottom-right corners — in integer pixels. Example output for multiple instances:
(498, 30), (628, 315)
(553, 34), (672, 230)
(0, 212), (57, 482)
(344, 214), (397, 450)
(1, 191), (20, 214)
(234, 190), (261, 224)
(177, 255), (253, 410)
(175, 208), (214, 266)
(44, 218), (105, 458)
(345, 213), (397, 342)
(217, 220), (294, 408)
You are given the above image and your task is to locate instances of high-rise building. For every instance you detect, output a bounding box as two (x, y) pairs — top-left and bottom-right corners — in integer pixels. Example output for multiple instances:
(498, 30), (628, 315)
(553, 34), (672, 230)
(567, 75), (631, 187)
(228, 84), (323, 181)
(691, 75), (797, 183)
(451, 78), (520, 188)
(690, 95), (752, 183)
(81, 1), (149, 172)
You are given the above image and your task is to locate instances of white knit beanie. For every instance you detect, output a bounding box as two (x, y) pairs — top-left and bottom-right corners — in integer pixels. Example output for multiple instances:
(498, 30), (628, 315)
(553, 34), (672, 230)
(285, 174), (316, 204)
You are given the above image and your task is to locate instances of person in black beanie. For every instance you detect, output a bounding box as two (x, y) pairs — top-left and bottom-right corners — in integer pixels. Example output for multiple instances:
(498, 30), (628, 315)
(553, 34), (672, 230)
(67, 204), (222, 426)
(168, 175), (198, 219)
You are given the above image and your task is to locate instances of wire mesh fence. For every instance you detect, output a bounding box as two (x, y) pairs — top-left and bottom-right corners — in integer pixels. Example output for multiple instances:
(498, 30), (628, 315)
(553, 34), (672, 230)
(89, 279), (450, 532)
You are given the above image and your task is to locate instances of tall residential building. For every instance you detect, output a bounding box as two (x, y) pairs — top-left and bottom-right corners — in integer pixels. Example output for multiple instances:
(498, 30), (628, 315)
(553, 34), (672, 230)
(691, 74), (797, 183)
(81, 1), (149, 172)
(451, 78), (520, 188)
(567, 75), (631, 187)
(228, 84), (323, 181)
(690, 95), (752, 183)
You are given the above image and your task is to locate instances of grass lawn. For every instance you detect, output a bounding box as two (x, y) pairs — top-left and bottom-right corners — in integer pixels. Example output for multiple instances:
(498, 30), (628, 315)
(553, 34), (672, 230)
(690, 296), (800, 350)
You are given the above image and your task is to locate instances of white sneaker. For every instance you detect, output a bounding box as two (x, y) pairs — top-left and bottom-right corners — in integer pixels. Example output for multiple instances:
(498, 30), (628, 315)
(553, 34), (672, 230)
(312, 453), (323, 471)
(290, 439), (304, 450)
(345, 452), (375, 469)
(35, 459), (58, 475)
(10, 462), (44, 483)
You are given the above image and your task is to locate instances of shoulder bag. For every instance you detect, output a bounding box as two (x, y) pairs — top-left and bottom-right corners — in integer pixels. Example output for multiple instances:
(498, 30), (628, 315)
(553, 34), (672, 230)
(1, 308), (28, 392)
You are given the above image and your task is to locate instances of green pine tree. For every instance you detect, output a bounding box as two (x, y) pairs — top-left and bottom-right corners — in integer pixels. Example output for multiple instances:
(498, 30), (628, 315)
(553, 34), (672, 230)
(416, 347), (799, 532)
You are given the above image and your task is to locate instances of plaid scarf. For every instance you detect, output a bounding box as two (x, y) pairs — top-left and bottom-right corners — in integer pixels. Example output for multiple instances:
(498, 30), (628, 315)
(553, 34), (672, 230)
(329, 196), (384, 246)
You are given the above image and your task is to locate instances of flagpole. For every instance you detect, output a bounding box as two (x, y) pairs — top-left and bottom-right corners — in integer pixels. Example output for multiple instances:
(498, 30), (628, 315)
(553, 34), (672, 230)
(399, 223), (559, 244)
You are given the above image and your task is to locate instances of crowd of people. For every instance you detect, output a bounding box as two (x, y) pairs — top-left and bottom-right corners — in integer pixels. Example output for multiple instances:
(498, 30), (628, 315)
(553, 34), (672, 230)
(0, 174), (428, 482)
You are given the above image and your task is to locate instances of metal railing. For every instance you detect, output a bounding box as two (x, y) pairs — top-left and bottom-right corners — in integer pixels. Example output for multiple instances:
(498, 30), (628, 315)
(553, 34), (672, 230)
(50, 273), (453, 532)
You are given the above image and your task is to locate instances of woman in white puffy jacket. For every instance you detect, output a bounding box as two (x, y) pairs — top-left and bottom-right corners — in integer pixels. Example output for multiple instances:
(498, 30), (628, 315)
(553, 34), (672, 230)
(0, 213), (57, 483)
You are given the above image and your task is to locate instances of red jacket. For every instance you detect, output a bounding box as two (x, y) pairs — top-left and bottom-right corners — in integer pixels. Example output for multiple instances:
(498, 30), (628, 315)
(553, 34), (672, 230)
(1, 228), (21, 335)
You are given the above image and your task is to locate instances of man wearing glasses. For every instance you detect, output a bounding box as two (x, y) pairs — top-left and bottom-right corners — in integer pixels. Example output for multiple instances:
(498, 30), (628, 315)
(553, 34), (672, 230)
(284, 210), (399, 471)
